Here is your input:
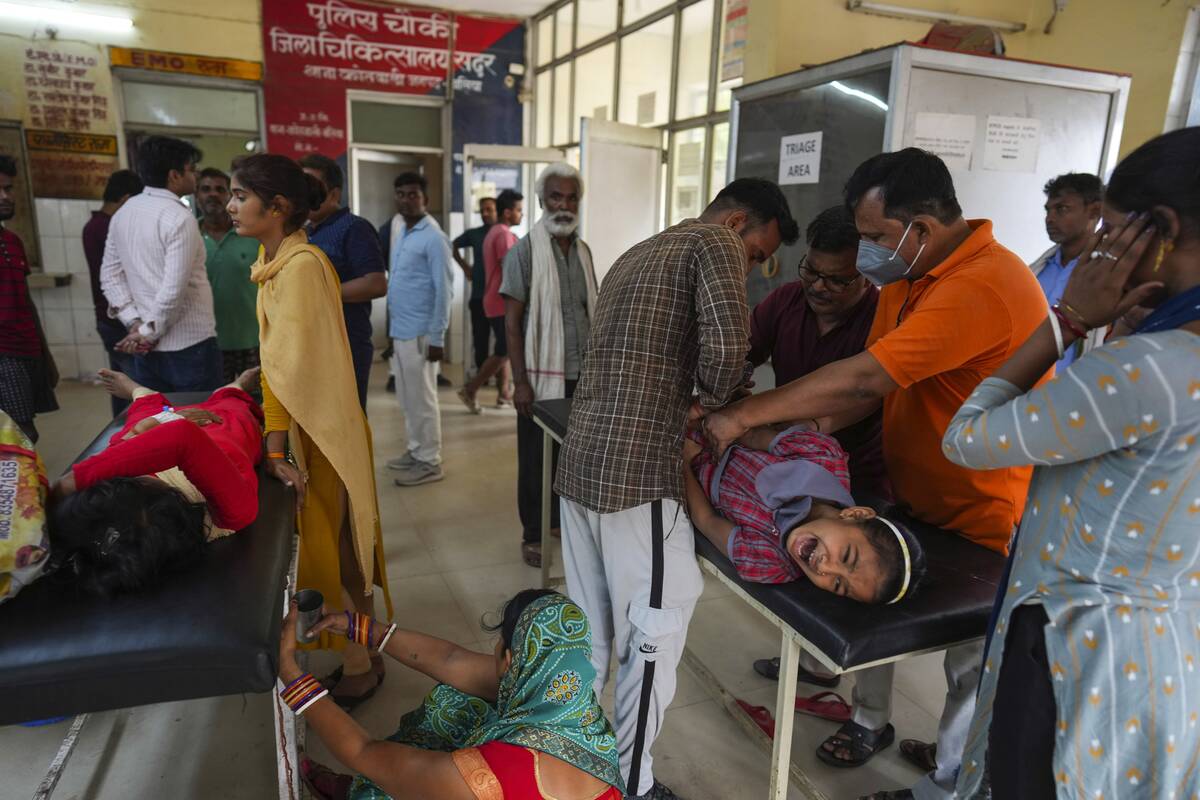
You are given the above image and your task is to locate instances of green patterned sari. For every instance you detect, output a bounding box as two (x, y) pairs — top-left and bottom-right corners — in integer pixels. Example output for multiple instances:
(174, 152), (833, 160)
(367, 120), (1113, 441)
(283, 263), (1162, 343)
(348, 593), (624, 798)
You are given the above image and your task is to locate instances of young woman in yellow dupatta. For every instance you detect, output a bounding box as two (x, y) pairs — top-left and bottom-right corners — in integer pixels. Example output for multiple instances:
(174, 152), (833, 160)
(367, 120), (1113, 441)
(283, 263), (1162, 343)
(228, 154), (393, 709)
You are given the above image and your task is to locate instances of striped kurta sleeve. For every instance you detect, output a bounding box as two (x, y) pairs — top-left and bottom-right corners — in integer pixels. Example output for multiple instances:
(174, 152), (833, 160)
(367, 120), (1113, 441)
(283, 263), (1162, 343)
(943, 341), (1160, 470)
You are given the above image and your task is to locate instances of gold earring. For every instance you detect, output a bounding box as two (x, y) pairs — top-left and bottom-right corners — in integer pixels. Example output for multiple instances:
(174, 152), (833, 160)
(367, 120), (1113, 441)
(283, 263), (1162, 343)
(272, 209), (280, 217)
(1154, 239), (1175, 272)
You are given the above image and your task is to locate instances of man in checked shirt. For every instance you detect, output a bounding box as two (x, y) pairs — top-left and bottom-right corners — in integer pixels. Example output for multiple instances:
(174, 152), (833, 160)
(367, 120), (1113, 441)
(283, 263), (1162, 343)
(556, 178), (799, 800)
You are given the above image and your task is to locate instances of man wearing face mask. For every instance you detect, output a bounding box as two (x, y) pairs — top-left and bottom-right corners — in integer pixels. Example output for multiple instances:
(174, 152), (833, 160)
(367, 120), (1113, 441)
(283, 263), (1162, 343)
(702, 149), (1048, 800)
(556, 178), (799, 800)
(500, 163), (596, 568)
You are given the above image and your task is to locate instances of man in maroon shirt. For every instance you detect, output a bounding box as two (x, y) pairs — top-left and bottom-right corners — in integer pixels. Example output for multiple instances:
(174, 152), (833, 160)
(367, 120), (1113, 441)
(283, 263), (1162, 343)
(0, 155), (57, 442)
(746, 204), (886, 686)
(82, 169), (142, 415)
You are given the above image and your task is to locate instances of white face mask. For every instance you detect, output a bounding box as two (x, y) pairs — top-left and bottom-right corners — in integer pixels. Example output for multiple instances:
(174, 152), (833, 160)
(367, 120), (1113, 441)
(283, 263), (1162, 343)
(855, 221), (925, 286)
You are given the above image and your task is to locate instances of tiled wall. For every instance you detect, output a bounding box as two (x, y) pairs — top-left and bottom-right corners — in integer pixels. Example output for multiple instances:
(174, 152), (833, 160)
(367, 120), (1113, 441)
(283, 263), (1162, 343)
(30, 198), (109, 382)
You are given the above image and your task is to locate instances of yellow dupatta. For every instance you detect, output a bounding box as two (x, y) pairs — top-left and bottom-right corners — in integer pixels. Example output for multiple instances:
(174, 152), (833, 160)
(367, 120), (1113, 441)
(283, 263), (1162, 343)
(251, 230), (386, 603)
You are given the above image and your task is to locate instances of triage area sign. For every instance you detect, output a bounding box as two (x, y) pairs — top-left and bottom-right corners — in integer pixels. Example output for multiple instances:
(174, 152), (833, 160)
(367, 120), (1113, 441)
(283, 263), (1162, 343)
(778, 131), (822, 185)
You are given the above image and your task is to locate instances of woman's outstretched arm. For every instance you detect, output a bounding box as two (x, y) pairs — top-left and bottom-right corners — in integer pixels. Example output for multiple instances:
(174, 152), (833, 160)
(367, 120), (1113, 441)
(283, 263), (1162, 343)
(310, 611), (500, 701)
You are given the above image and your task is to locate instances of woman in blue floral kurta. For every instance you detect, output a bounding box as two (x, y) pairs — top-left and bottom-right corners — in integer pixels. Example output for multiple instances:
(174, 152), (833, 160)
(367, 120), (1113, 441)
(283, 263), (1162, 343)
(943, 128), (1200, 800)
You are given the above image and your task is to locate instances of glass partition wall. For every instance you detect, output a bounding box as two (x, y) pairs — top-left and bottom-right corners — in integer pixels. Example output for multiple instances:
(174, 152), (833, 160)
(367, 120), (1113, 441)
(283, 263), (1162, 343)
(531, 0), (740, 228)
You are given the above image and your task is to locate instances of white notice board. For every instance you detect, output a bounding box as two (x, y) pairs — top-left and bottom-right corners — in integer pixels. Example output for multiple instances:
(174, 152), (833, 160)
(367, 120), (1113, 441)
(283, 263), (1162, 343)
(778, 131), (822, 185)
(901, 67), (1111, 263)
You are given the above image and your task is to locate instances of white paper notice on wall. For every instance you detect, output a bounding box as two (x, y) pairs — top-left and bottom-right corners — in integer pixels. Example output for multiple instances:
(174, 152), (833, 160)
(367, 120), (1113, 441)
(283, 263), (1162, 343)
(982, 116), (1041, 173)
(910, 112), (976, 170)
(778, 131), (822, 185)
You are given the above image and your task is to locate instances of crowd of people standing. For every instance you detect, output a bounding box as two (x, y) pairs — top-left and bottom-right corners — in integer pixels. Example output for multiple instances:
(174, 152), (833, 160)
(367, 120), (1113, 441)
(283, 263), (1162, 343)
(0, 123), (1197, 800)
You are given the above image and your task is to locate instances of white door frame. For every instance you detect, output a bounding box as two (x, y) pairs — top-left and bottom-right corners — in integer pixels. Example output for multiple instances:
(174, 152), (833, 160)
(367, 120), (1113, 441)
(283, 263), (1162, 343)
(579, 118), (665, 282)
(457, 144), (566, 371)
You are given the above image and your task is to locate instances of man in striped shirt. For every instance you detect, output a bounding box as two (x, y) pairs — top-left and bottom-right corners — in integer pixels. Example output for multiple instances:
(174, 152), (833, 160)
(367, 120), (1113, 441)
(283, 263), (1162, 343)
(101, 135), (222, 393)
(556, 179), (799, 800)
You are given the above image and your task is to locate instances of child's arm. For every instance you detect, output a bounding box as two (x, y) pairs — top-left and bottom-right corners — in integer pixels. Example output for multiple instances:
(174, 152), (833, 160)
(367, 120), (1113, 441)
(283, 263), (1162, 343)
(682, 439), (736, 557)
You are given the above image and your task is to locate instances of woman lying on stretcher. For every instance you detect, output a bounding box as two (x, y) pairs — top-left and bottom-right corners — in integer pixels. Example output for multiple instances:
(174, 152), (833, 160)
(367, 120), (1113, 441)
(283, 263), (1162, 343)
(47, 368), (264, 595)
(682, 423), (925, 604)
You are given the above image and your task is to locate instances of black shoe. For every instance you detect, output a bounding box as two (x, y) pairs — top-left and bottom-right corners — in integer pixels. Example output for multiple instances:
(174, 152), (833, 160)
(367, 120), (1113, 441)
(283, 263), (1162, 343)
(753, 656), (840, 688)
(436, 374), (452, 387)
(386, 376), (395, 392)
(627, 780), (683, 800)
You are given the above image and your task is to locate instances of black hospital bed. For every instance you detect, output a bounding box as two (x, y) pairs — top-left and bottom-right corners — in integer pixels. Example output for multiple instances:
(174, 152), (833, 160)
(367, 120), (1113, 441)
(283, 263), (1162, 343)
(531, 398), (1005, 800)
(0, 394), (302, 800)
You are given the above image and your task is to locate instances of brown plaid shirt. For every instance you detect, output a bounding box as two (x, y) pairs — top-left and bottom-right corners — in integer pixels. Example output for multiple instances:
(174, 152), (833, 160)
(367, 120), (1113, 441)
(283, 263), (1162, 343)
(556, 220), (749, 513)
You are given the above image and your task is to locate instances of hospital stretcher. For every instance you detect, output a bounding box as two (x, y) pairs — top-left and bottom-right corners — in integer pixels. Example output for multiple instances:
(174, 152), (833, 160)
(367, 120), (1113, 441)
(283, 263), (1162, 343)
(532, 398), (1005, 800)
(0, 394), (303, 800)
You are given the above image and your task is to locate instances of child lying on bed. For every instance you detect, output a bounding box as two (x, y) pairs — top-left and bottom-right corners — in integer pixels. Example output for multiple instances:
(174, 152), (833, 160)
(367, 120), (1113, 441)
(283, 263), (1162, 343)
(682, 424), (925, 604)
(47, 368), (264, 596)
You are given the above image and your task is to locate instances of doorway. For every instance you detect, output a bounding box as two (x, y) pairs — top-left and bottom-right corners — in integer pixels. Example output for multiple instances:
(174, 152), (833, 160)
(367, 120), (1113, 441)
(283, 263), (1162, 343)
(350, 147), (444, 354)
(458, 144), (565, 370)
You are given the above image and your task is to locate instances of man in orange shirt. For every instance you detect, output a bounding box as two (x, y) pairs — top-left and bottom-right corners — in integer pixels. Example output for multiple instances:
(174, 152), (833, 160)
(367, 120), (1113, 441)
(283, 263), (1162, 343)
(703, 149), (1047, 800)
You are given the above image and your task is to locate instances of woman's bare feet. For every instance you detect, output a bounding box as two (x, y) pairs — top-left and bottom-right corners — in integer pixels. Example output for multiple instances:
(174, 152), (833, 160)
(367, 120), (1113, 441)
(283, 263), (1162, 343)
(97, 368), (142, 400)
(233, 366), (261, 393)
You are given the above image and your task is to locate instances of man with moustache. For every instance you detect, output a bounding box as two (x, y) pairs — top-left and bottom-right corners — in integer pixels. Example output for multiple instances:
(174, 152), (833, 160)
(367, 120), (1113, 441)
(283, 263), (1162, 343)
(499, 163), (596, 567)
(1030, 172), (1107, 373)
(0, 155), (57, 442)
(197, 167), (261, 384)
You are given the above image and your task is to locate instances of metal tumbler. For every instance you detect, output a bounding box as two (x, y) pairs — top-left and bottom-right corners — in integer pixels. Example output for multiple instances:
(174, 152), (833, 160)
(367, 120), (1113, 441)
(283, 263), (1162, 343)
(294, 589), (324, 644)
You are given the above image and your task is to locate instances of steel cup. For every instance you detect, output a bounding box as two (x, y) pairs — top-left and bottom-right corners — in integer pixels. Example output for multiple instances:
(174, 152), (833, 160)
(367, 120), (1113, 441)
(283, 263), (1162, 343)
(294, 589), (324, 644)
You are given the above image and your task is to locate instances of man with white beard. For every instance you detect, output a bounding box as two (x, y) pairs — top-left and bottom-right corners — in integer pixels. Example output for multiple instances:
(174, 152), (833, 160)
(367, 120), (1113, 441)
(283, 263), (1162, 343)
(499, 162), (598, 567)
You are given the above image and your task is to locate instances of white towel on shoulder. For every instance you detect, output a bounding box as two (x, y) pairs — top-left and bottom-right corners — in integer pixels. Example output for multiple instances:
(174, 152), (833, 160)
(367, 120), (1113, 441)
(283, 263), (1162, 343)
(526, 219), (597, 400)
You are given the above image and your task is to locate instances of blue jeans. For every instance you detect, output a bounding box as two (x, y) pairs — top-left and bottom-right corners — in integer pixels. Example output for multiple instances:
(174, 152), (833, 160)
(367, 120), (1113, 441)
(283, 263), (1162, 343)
(127, 337), (224, 394)
(350, 339), (373, 412)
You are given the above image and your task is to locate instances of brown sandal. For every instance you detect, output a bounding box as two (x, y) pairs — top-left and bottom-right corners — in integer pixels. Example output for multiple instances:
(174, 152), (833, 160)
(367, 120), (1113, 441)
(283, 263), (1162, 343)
(300, 756), (353, 800)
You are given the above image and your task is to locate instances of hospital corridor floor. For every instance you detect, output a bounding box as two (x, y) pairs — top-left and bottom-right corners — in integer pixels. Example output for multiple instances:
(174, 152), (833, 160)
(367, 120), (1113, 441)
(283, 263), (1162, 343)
(3, 366), (945, 799)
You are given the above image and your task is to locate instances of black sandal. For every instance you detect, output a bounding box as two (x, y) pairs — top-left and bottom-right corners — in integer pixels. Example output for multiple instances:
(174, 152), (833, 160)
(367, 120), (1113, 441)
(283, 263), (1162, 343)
(858, 791), (913, 800)
(319, 654), (386, 691)
(752, 657), (841, 689)
(899, 739), (937, 773)
(815, 720), (895, 768)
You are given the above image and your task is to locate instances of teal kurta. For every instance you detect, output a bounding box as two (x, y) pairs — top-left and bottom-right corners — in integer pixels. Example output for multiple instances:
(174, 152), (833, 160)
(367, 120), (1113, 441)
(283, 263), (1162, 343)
(349, 593), (624, 798)
(202, 226), (260, 352)
(943, 331), (1200, 799)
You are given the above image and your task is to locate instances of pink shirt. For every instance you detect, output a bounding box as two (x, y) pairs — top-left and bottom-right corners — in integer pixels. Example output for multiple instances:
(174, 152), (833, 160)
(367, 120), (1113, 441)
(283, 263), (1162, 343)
(482, 223), (518, 318)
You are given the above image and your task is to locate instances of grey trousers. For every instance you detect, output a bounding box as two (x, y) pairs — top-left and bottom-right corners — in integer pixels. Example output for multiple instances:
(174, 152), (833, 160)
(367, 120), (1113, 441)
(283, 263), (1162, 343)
(802, 640), (985, 800)
(560, 497), (705, 797)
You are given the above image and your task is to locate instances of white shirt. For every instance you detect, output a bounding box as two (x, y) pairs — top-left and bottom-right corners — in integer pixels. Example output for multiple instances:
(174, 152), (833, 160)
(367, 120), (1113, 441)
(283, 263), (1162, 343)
(100, 186), (216, 352)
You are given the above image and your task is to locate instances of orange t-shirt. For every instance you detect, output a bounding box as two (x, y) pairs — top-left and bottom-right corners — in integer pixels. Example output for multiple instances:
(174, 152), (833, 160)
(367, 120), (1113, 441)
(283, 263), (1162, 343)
(867, 220), (1048, 553)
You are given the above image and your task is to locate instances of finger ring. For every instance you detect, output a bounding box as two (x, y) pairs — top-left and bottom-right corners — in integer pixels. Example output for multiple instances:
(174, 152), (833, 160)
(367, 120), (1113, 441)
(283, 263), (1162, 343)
(1090, 250), (1106, 260)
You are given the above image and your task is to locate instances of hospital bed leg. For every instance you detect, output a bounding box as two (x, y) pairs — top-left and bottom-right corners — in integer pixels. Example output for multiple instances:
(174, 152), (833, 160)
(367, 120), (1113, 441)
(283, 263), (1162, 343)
(274, 531), (304, 800)
(769, 635), (801, 800)
(540, 430), (553, 589)
(31, 713), (89, 800)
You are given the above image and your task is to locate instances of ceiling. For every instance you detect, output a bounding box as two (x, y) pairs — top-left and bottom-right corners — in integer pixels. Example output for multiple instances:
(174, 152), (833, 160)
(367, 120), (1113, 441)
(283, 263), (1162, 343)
(401, 0), (550, 18)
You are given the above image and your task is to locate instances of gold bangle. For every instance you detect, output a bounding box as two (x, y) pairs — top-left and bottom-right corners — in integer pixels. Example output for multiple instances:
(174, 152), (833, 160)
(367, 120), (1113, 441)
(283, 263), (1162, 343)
(1056, 300), (1091, 331)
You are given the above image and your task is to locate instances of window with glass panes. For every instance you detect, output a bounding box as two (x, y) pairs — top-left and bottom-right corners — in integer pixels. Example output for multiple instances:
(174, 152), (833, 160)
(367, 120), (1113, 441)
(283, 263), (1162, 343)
(531, 0), (743, 227)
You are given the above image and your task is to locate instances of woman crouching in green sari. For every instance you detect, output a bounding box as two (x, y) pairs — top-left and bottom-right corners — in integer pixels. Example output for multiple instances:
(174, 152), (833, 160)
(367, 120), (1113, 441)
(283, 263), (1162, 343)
(278, 589), (625, 800)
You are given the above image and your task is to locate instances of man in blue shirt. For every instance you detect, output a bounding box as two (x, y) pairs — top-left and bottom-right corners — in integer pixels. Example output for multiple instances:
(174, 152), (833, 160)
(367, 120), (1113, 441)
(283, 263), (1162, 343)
(1029, 172), (1104, 373)
(385, 172), (453, 486)
(300, 154), (388, 409)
